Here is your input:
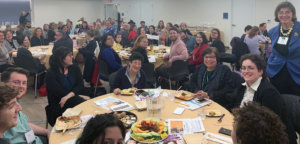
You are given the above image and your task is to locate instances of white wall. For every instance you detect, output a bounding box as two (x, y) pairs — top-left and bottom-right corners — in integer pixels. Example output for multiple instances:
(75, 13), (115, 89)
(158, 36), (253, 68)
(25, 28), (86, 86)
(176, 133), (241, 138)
(31, 0), (105, 27)
(30, 0), (300, 46)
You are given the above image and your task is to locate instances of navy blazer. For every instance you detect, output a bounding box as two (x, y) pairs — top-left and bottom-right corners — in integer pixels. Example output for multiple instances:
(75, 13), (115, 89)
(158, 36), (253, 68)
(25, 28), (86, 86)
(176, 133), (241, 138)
(267, 21), (300, 85)
(110, 66), (146, 92)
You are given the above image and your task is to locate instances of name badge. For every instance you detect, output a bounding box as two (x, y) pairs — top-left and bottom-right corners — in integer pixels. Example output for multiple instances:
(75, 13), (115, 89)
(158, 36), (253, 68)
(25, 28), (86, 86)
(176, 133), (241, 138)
(277, 36), (289, 45)
(25, 130), (35, 143)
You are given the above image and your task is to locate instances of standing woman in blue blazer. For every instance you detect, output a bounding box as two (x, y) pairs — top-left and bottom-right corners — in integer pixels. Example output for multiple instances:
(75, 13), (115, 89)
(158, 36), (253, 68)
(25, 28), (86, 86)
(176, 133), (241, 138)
(268, 2), (300, 96)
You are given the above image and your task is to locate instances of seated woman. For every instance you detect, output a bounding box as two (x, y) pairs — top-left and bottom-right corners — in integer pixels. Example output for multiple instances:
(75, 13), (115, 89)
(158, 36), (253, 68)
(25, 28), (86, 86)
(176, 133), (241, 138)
(112, 33), (123, 51)
(111, 52), (146, 94)
(79, 29), (97, 82)
(0, 31), (14, 72)
(3, 31), (19, 54)
(128, 25), (138, 42)
(45, 46), (90, 126)
(16, 35), (46, 72)
(190, 47), (234, 107)
(243, 26), (267, 55)
(189, 32), (209, 73)
(76, 113), (125, 144)
(148, 25), (158, 45)
(30, 27), (48, 47)
(209, 28), (225, 53)
(78, 21), (89, 34)
(156, 20), (165, 35)
(131, 35), (149, 64)
(0, 84), (22, 144)
(98, 34), (122, 80)
(231, 102), (289, 144)
(159, 28), (171, 46)
(228, 54), (296, 143)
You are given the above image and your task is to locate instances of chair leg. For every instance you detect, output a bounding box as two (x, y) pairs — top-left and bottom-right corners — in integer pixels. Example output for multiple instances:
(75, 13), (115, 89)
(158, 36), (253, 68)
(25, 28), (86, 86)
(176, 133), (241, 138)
(169, 78), (172, 89)
(93, 76), (99, 97)
(45, 117), (48, 129)
(35, 73), (38, 99)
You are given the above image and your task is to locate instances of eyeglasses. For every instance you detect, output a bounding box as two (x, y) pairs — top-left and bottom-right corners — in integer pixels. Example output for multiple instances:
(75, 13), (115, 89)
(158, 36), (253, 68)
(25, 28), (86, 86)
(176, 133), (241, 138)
(278, 10), (292, 15)
(9, 80), (27, 86)
(241, 66), (256, 71)
(204, 56), (216, 59)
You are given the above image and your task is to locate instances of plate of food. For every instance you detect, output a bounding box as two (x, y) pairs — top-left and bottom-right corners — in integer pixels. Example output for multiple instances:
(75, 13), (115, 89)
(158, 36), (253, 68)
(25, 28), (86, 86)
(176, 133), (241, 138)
(130, 119), (169, 143)
(110, 111), (137, 129)
(205, 109), (223, 117)
(121, 88), (135, 96)
(175, 90), (196, 101)
(55, 116), (82, 132)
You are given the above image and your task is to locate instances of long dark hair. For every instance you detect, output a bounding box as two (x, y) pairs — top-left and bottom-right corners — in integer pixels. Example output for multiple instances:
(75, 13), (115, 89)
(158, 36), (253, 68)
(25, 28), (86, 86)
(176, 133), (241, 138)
(49, 46), (72, 73)
(76, 113), (126, 144)
(100, 33), (114, 55)
(209, 28), (221, 42)
(195, 32), (208, 46)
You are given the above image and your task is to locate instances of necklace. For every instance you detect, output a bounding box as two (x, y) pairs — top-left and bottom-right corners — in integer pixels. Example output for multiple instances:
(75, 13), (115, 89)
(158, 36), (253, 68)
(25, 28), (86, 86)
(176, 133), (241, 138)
(280, 23), (294, 36)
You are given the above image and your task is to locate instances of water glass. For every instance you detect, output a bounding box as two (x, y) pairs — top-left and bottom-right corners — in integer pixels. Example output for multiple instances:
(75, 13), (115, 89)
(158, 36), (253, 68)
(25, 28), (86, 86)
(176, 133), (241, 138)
(147, 97), (162, 119)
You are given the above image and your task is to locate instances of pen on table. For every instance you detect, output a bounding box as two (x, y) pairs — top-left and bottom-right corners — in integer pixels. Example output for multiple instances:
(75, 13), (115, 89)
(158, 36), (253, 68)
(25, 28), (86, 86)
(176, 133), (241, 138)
(176, 86), (182, 91)
(175, 101), (188, 107)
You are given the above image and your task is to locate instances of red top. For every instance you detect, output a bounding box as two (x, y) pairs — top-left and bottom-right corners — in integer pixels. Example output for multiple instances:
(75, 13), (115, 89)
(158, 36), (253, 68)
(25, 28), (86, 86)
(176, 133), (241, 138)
(189, 44), (209, 67)
(128, 30), (138, 41)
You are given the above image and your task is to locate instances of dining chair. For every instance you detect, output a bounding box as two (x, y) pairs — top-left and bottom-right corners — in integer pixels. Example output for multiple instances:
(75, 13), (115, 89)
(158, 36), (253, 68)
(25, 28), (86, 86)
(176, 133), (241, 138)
(93, 57), (110, 97)
(141, 63), (156, 88)
(160, 60), (189, 89)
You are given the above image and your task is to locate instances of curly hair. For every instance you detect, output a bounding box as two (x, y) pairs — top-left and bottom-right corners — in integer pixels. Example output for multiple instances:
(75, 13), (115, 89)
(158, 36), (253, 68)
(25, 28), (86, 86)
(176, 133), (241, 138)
(232, 102), (289, 144)
(76, 113), (125, 144)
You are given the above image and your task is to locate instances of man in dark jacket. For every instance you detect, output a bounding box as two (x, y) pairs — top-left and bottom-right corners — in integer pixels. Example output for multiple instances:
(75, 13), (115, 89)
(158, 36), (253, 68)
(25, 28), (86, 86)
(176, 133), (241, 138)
(52, 30), (73, 53)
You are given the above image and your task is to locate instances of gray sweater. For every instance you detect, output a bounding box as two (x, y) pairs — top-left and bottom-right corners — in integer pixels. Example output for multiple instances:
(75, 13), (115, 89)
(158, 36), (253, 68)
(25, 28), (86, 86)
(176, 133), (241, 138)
(0, 43), (10, 65)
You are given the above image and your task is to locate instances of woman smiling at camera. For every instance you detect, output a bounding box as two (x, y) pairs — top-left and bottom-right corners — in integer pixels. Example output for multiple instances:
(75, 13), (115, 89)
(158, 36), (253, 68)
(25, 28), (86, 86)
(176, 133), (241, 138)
(229, 54), (297, 144)
(268, 1), (300, 96)
(190, 47), (234, 107)
(111, 53), (146, 94)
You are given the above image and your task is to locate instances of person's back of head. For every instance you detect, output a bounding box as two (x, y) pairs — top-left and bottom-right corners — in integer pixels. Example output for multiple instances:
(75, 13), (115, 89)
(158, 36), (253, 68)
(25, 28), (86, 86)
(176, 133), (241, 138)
(248, 26), (259, 38)
(76, 113), (125, 144)
(232, 102), (289, 144)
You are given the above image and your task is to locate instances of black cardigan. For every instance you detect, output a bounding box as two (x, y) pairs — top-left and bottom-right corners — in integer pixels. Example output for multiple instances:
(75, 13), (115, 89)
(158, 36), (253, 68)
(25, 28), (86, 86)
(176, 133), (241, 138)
(30, 36), (48, 47)
(211, 40), (225, 53)
(228, 78), (297, 144)
(189, 64), (234, 107)
(110, 66), (146, 92)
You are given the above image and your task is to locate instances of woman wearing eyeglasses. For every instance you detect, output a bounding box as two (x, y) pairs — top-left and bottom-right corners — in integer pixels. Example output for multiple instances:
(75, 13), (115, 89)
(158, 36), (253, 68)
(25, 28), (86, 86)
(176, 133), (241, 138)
(229, 54), (297, 144)
(267, 1), (300, 96)
(190, 47), (234, 107)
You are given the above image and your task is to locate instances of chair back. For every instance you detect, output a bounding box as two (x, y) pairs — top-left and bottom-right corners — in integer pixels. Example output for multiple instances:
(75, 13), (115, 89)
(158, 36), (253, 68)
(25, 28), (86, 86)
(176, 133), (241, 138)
(97, 57), (110, 78)
(168, 60), (189, 80)
(281, 94), (300, 133)
(14, 56), (39, 73)
(141, 63), (155, 83)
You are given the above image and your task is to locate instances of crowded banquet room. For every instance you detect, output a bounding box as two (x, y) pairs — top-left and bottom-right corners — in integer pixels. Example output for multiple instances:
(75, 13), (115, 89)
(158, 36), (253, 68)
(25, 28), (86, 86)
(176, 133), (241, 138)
(1, 0), (300, 143)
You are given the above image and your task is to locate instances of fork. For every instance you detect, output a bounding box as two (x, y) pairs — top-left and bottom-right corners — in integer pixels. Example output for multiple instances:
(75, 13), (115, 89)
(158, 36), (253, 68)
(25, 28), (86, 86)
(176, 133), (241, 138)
(218, 114), (225, 123)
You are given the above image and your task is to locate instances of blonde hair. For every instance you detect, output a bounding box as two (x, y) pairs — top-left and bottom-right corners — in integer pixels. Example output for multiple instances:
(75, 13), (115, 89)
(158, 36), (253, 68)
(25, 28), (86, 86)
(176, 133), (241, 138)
(32, 27), (45, 39)
(132, 35), (148, 52)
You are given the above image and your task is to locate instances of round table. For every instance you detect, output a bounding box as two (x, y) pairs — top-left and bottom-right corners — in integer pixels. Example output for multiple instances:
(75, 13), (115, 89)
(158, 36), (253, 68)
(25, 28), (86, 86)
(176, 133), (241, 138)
(12, 45), (78, 69)
(49, 90), (233, 144)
